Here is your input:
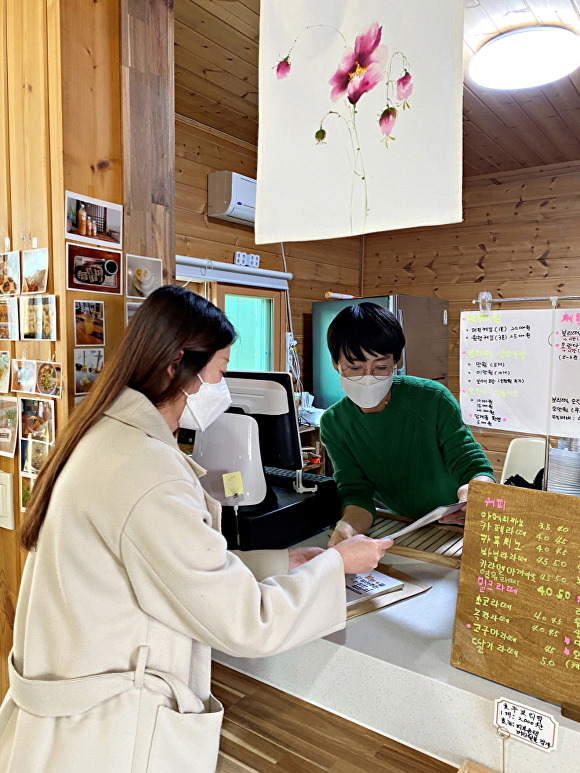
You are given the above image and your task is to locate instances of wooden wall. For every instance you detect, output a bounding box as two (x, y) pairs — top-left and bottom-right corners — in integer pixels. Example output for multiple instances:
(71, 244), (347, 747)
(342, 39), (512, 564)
(0, 0), (174, 697)
(363, 160), (580, 478)
(175, 116), (361, 388)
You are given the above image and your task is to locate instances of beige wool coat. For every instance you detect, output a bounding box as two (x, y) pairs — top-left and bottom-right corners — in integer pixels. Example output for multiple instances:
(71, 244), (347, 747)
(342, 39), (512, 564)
(0, 388), (346, 772)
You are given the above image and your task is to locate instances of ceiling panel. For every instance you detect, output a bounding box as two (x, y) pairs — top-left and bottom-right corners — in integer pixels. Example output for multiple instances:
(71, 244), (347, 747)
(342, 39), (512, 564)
(175, 0), (580, 176)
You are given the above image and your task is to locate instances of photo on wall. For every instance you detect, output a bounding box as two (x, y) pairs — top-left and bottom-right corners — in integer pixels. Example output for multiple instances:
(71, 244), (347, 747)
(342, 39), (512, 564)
(0, 351), (10, 393)
(74, 300), (105, 346)
(0, 297), (19, 341)
(65, 191), (123, 250)
(74, 348), (104, 395)
(20, 295), (57, 340)
(19, 397), (55, 446)
(0, 396), (18, 458)
(126, 254), (163, 299)
(125, 301), (143, 327)
(21, 248), (49, 294)
(20, 437), (51, 476)
(0, 251), (21, 295)
(11, 358), (63, 398)
(66, 243), (122, 295)
(20, 474), (34, 512)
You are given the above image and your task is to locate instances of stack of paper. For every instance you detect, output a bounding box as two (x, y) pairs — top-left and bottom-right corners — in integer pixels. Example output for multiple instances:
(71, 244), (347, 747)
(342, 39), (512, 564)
(547, 447), (580, 496)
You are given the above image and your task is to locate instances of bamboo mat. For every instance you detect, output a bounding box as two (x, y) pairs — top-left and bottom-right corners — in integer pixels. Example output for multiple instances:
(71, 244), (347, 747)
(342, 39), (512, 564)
(368, 514), (464, 569)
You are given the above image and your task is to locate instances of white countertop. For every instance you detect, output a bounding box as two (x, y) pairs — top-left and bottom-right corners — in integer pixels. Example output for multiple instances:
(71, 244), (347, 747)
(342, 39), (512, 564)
(213, 532), (580, 772)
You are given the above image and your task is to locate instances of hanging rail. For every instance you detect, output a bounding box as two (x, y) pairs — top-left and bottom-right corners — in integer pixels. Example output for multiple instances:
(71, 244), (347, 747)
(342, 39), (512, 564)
(472, 291), (580, 313)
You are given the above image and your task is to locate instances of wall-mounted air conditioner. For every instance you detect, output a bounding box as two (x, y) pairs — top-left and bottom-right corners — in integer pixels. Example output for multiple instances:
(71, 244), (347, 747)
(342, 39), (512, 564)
(207, 170), (256, 226)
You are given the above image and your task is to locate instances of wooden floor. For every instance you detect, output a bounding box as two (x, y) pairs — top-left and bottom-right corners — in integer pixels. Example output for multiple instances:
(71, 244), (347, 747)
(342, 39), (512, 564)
(212, 663), (458, 773)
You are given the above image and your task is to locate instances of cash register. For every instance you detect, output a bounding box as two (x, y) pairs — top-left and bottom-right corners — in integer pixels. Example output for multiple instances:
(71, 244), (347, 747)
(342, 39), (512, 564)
(190, 371), (339, 550)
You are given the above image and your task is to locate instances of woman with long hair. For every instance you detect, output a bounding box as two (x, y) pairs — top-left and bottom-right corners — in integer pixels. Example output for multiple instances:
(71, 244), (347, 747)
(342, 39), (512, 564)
(0, 285), (388, 773)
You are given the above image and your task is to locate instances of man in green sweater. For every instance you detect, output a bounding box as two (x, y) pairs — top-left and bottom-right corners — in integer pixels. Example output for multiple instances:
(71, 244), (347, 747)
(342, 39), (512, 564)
(319, 302), (495, 547)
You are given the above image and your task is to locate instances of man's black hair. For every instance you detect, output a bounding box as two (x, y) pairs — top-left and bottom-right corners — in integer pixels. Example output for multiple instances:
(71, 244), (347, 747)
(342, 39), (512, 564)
(327, 302), (405, 364)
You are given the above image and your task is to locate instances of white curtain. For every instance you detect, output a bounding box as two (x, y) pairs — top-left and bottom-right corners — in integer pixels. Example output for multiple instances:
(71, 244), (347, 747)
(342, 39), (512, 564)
(256, 0), (464, 244)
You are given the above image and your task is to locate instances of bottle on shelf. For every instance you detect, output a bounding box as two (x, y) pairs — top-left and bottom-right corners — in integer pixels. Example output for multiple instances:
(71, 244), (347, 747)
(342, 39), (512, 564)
(78, 202), (87, 236)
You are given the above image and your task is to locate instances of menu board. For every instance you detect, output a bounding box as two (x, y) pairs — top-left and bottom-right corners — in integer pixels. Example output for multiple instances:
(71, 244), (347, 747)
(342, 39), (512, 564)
(452, 481), (580, 709)
(459, 308), (580, 438)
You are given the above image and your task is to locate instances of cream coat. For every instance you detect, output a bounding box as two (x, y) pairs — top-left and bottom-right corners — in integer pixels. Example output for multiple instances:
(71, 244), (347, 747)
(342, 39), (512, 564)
(0, 388), (346, 772)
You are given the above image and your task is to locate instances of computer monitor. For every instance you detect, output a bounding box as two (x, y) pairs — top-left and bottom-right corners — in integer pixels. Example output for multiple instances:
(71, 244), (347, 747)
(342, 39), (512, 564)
(225, 371), (303, 471)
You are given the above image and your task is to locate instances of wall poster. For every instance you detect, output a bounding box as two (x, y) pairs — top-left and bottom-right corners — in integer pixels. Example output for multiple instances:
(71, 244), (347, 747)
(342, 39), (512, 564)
(460, 308), (580, 438)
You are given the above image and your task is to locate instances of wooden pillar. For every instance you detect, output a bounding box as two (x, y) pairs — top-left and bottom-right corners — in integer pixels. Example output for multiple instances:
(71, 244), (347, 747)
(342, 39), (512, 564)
(0, 0), (174, 697)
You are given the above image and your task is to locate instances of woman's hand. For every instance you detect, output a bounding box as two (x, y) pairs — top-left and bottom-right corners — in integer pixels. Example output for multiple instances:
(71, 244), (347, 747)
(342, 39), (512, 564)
(288, 547), (324, 571)
(331, 535), (393, 574)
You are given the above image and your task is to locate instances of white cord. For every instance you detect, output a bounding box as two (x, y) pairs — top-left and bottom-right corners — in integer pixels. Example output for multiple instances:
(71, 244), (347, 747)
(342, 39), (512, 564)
(280, 242), (303, 393)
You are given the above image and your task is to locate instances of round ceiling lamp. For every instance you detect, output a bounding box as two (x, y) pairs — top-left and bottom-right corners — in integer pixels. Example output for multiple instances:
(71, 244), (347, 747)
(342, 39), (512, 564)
(469, 26), (580, 90)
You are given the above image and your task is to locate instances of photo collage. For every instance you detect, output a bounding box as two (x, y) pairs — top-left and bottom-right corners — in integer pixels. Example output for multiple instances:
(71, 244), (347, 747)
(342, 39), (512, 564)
(0, 190), (164, 519)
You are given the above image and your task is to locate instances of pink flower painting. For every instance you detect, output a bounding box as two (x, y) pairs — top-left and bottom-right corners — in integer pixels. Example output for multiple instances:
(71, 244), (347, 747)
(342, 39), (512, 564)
(275, 21), (414, 227)
(329, 22), (388, 104)
(276, 58), (291, 79)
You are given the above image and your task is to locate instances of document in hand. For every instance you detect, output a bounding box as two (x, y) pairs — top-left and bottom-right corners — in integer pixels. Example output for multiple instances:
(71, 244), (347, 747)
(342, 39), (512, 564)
(386, 502), (463, 541)
(345, 569), (404, 607)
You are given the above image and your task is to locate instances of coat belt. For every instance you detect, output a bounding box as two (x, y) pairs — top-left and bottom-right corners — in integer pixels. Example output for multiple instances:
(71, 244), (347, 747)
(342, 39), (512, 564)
(8, 646), (204, 718)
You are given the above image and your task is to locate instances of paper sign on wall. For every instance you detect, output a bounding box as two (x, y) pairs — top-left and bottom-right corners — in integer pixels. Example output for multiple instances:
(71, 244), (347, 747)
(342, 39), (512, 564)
(459, 308), (580, 438)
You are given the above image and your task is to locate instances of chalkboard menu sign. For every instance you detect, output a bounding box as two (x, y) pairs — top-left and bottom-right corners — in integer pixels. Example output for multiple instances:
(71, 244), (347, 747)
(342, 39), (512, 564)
(459, 307), (580, 437)
(452, 481), (580, 710)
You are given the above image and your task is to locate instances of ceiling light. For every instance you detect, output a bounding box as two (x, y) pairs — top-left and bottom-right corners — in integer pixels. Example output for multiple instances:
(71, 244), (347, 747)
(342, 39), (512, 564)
(469, 26), (580, 90)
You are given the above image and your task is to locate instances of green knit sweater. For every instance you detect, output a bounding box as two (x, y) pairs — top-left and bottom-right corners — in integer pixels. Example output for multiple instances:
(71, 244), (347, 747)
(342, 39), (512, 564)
(320, 376), (494, 520)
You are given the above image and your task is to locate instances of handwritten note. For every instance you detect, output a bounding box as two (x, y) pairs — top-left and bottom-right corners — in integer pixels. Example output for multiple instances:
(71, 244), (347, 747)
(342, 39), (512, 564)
(452, 481), (580, 710)
(494, 698), (558, 752)
(459, 308), (580, 438)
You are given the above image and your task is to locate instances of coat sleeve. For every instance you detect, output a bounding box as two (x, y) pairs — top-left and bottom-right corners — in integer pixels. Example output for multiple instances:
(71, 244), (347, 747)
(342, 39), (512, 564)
(320, 412), (376, 516)
(120, 479), (346, 658)
(231, 550), (290, 582)
(435, 387), (496, 485)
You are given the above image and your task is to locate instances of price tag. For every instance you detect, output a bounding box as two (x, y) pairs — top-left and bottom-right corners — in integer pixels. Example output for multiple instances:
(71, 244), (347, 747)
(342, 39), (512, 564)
(222, 471), (244, 498)
(494, 697), (558, 752)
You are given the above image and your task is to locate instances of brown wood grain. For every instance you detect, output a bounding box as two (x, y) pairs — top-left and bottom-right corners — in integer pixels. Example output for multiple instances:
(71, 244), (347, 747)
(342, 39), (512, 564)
(452, 481), (580, 709)
(212, 662), (458, 773)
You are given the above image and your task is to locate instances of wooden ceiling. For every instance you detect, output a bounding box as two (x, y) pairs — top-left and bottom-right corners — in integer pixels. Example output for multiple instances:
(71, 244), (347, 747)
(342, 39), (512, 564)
(175, 0), (580, 177)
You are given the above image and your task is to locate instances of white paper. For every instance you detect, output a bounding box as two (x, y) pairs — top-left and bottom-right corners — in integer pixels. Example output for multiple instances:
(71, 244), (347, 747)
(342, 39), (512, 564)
(384, 502), (463, 540)
(345, 569), (403, 606)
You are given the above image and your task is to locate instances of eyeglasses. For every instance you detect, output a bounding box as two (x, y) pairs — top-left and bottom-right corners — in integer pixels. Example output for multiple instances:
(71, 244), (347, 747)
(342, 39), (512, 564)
(339, 363), (395, 382)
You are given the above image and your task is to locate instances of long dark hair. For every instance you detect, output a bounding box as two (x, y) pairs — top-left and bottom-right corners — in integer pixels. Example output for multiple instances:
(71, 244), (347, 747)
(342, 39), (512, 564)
(20, 286), (236, 551)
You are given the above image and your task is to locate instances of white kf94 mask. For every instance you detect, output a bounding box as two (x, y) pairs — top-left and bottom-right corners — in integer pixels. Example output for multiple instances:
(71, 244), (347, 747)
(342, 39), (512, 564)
(339, 374), (393, 409)
(179, 375), (232, 432)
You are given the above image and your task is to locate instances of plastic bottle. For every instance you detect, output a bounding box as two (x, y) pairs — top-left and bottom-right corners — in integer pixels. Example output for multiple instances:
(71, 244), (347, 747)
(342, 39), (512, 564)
(78, 203), (87, 236)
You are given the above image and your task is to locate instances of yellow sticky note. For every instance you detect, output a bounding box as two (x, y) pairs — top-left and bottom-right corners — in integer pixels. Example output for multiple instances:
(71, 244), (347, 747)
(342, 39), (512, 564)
(222, 471), (244, 498)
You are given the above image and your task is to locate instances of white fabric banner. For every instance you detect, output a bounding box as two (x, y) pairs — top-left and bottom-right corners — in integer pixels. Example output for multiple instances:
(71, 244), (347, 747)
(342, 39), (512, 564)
(256, 0), (464, 244)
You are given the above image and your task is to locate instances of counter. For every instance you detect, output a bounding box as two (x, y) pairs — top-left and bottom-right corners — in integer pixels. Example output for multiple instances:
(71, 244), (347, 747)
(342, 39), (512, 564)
(213, 534), (580, 772)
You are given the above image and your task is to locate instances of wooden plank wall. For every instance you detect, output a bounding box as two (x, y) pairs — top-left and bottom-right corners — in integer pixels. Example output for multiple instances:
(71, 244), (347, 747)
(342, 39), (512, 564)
(175, 116), (361, 388)
(363, 160), (580, 479)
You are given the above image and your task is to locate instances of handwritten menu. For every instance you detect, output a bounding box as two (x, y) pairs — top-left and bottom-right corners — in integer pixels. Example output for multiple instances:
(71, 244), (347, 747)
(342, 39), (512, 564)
(452, 481), (580, 709)
(459, 308), (580, 438)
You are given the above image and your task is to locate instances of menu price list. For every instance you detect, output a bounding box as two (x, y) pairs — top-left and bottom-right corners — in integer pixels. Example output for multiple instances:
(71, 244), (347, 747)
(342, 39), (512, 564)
(452, 481), (580, 710)
(459, 308), (580, 437)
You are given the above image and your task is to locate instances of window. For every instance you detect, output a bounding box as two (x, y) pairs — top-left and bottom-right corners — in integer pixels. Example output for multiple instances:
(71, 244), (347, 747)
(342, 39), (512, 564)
(216, 284), (285, 371)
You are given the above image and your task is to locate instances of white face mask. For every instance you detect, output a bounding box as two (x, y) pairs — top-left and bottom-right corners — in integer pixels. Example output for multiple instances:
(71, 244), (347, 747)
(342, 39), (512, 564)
(178, 375), (232, 432)
(339, 374), (393, 409)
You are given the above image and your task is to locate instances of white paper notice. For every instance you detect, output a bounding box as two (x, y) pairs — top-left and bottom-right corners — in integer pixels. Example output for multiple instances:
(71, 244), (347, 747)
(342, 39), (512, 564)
(495, 697), (558, 752)
(459, 308), (580, 438)
(550, 309), (580, 437)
